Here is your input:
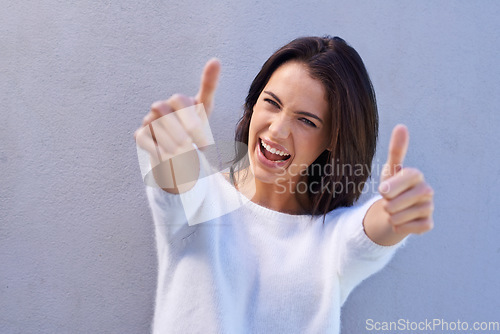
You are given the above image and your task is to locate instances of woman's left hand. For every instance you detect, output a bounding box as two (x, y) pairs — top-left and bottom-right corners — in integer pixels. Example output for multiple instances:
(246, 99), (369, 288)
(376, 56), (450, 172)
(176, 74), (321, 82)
(363, 124), (434, 246)
(378, 124), (434, 236)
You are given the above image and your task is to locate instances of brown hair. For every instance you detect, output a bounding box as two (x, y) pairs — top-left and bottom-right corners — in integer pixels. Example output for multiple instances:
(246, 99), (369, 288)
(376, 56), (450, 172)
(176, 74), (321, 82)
(231, 36), (378, 218)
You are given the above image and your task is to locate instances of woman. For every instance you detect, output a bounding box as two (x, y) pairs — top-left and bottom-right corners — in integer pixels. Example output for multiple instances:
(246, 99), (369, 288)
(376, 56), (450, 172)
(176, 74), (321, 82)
(135, 36), (434, 333)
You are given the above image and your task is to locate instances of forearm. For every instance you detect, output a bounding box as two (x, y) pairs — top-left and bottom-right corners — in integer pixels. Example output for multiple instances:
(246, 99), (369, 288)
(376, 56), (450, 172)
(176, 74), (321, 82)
(363, 199), (409, 246)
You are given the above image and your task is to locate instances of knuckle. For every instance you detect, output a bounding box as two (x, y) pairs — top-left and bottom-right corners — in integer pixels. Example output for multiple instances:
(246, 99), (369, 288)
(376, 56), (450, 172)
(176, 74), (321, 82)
(405, 167), (423, 181)
(420, 219), (434, 233)
(384, 202), (396, 215)
(422, 184), (434, 197)
(427, 219), (435, 230)
(169, 93), (188, 104)
(428, 202), (435, 213)
(420, 202), (433, 216)
(150, 100), (164, 110)
(142, 113), (152, 124)
(134, 126), (146, 138)
(378, 182), (392, 196)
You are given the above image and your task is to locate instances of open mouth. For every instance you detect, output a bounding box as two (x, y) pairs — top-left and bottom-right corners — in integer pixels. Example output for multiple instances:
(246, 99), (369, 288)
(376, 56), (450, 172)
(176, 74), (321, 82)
(259, 138), (291, 163)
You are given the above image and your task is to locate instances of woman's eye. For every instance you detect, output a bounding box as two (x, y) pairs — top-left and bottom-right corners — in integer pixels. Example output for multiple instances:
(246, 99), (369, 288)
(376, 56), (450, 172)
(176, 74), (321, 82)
(300, 118), (317, 128)
(264, 98), (280, 108)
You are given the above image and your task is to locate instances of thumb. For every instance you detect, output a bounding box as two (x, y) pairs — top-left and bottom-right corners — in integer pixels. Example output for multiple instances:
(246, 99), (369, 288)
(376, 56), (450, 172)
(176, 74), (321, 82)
(381, 124), (409, 182)
(195, 58), (221, 117)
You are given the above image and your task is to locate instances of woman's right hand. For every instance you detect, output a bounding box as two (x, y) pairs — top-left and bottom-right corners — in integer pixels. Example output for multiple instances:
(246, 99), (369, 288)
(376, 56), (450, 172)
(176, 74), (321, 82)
(134, 58), (221, 193)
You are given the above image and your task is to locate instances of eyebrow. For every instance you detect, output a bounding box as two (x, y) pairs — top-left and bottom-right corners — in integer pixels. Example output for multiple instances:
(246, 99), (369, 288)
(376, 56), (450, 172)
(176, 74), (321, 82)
(263, 90), (324, 124)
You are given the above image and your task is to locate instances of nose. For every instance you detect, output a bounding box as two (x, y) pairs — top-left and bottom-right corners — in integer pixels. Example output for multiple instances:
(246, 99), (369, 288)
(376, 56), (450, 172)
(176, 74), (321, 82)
(268, 113), (291, 139)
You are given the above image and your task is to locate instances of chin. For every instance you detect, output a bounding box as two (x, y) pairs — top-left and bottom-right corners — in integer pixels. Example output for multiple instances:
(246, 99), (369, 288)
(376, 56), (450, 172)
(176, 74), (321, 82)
(253, 167), (283, 185)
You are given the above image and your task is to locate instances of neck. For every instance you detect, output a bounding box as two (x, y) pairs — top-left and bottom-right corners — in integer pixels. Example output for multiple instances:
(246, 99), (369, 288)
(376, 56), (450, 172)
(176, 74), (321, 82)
(235, 169), (311, 215)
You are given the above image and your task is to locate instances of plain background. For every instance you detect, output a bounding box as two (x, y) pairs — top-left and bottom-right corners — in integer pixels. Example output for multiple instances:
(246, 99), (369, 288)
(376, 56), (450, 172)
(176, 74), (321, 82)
(1, 1), (499, 333)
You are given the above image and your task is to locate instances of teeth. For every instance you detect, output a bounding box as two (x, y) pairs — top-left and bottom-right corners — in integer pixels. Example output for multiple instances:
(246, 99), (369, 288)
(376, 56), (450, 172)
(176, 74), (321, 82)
(261, 140), (290, 157)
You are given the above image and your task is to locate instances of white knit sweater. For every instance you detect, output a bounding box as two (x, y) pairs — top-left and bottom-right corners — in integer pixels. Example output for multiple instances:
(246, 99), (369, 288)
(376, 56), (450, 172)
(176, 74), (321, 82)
(145, 154), (405, 334)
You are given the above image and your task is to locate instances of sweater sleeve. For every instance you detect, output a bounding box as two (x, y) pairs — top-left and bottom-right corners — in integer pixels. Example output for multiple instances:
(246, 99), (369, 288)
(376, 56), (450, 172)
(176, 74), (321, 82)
(144, 149), (213, 244)
(334, 195), (408, 305)
(145, 149), (250, 244)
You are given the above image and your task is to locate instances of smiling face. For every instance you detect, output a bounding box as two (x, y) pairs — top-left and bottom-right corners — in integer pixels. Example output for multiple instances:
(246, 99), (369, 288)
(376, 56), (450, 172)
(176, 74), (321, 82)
(247, 61), (332, 186)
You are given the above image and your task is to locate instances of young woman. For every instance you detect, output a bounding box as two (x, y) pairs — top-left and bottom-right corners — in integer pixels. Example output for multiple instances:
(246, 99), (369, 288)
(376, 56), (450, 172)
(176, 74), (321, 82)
(134, 36), (434, 333)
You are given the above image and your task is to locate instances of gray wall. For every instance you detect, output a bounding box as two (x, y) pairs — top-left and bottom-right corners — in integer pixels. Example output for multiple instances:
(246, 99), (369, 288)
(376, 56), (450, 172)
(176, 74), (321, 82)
(1, 1), (499, 333)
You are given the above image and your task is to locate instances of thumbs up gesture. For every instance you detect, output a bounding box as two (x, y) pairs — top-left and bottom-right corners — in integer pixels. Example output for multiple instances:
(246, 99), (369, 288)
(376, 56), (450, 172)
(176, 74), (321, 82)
(134, 58), (221, 193)
(364, 125), (434, 246)
(379, 125), (434, 234)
